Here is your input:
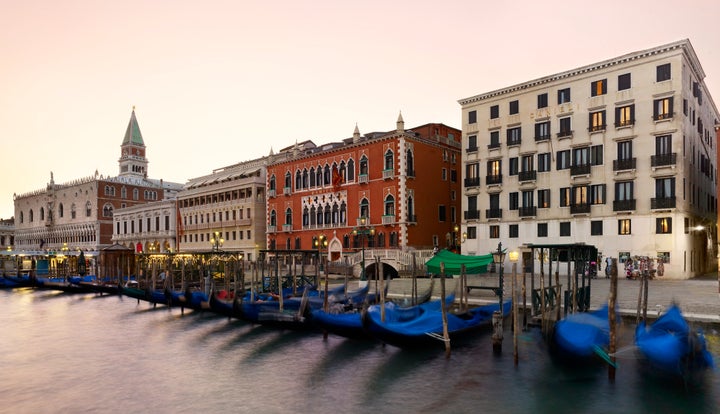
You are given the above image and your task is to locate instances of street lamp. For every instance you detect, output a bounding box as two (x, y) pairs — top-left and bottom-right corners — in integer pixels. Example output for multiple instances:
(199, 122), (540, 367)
(491, 242), (506, 353)
(210, 231), (224, 252)
(314, 234), (328, 271)
(353, 217), (375, 285)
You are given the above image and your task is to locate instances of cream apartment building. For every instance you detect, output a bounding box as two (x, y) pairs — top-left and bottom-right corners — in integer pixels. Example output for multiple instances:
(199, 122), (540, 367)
(459, 39), (718, 279)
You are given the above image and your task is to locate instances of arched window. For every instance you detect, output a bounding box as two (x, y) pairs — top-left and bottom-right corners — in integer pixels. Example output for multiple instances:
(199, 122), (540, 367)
(323, 164), (331, 185)
(302, 169), (309, 189)
(121, 186), (127, 199)
(324, 205), (331, 225)
(377, 232), (385, 247)
(284, 172), (291, 189)
(347, 159), (355, 181)
(309, 168), (316, 187)
(20, 211), (24, 223)
(29, 209), (34, 222)
(103, 204), (114, 218)
(359, 156), (368, 176)
(286, 238), (291, 250)
(315, 166), (322, 187)
(269, 175), (276, 191)
(332, 203), (339, 224)
(59, 203), (64, 218)
(285, 208), (292, 225)
(407, 149), (415, 176)
(340, 201), (347, 225)
(86, 201), (92, 217)
(270, 210), (277, 227)
(384, 149), (394, 171)
(359, 198), (369, 219)
(390, 232), (398, 247)
(295, 237), (301, 250)
(40, 207), (45, 221)
(295, 170), (302, 190)
(71, 203), (76, 219)
(407, 195), (415, 222)
(309, 206), (317, 225)
(133, 188), (139, 200)
(343, 234), (350, 248)
(384, 194), (395, 216)
(302, 207), (309, 227)
(316, 206), (323, 226)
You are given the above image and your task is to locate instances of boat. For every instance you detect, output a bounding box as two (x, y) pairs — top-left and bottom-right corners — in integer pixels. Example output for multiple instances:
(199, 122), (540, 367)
(635, 304), (714, 376)
(311, 292), (455, 341)
(238, 290), (315, 330)
(120, 281), (168, 305)
(552, 304), (615, 363)
(362, 298), (510, 349)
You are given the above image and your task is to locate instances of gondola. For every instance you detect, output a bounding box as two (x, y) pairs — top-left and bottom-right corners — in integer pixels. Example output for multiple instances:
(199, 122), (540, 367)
(552, 304), (616, 364)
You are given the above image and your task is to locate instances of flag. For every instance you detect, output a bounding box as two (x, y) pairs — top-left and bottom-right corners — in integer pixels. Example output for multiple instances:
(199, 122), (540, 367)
(175, 200), (184, 251)
(332, 167), (344, 190)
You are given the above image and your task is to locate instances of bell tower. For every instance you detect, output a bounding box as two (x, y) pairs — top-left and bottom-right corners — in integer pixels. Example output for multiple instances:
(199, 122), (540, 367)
(118, 106), (149, 179)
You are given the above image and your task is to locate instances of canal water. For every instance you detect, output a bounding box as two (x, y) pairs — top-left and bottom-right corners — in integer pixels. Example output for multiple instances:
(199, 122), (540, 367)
(1, 288), (718, 414)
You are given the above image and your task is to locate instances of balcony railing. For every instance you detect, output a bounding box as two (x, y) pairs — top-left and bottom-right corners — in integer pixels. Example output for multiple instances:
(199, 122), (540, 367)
(485, 208), (502, 219)
(282, 224), (293, 232)
(464, 177), (480, 187)
(613, 199), (636, 212)
(518, 170), (536, 182)
(382, 169), (394, 180)
(518, 206), (537, 217)
(267, 225), (276, 233)
(613, 158), (636, 171)
(614, 119), (635, 128)
(653, 112), (674, 121)
(534, 134), (551, 142)
(570, 164), (591, 176)
(588, 124), (606, 133)
(557, 130), (573, 139)
(507, 138), (521, 146)
(464, 209), (481, 220)
(268, 189), (276, 198)
(283, 187), (291, 196)
(381, 214), (395, 225)
(651, 153), (677, 167)
(486, 174), (503, 185)
(466, 145), (478, 153)
(570, 203), (591, 214)
(358, 174), (369, 184)
(487, 142), (501, 150)
(651, 197), (676, 209)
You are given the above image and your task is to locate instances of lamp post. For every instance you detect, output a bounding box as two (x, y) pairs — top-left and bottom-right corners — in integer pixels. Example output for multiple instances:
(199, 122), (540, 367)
(491, 242), (506, 353)
(314, 234), (327, 272)
(353, 217), (374, 287)
(210, 231), (224, 252)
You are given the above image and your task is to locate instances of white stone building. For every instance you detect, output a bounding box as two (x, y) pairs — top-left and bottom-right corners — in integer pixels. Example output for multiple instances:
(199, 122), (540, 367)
(458, 39), (718, 279)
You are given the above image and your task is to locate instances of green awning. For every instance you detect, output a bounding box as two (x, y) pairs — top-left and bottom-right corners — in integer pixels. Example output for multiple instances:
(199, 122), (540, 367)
(425, 249), (494, 275)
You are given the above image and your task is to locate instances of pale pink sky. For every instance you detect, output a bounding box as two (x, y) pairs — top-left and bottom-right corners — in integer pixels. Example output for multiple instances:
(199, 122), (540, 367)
(1, 0), (719, 219)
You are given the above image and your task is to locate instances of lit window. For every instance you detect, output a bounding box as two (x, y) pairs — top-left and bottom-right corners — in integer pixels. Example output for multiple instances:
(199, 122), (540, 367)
(591, 79), (607, 97)
(618, 219), (631, 235)
(656, 217), (672, 234)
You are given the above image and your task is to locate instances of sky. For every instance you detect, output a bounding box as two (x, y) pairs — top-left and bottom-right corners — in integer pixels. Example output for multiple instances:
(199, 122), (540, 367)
(1, 0), (719, 220)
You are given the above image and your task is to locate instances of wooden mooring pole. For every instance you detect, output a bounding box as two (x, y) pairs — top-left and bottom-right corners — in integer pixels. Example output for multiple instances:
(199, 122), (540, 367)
(512, 262), (518, 366)
(608, 261), (618, 381)
(440, 263), (451, 358)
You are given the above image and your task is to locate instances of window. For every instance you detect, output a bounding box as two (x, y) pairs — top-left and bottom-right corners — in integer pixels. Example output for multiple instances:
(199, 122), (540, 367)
(557, 150), (571, 170)
(537, 93), (548, 109)
(466, 226), (477, 240)
(384, 149), (394, 171)
(467, 135), (477, 152)
(509, 224), (519, 238)
(558, 117), (572, 137)
(359, 156), (368, 176)
(618, 140), (633, 160)
(538, 189), (550, 208)
(615, 181), (634, 201)
(487, 159), (501, 177)
(538, 223), (548, 237)
(489, 225), (500, 239)
(535, 121), (550, 140)
(559, 187), (570, 207)
(618, 219), (631, 235)
(438, 205), (446, 221)
(521, 155), (533, 173)
(615, 104), (635, 127)
(507, 127), (521, 145)
(656, 135), (671, 155)
(656, 63), (671, 82)
(560, 222), (571, 237)
(591, 79), (607, 96)
(590, 184), (606, 204)
(468, 110), (477, 124)
(572, 186), (587, 205)
(509, 158), (519, 176)
(490, 105), (499, 119)
(618, 73), (631, 90)
(653, 97), (673, 120)
(521, 190), (534, 208)
(538, 153), (551, 172)
(590, 145), (603, 165)
(589, 110), (606, 132)
(509, 192), (519, 210)
(509, 100), (519, 115)
(591, 220), (603, 235)
(558, 88), (571, 104)
(656, 177), (675, 198)
(490, 131), (500, 147)
(572, 147), (589, 167)
(656, 217), (672, 234)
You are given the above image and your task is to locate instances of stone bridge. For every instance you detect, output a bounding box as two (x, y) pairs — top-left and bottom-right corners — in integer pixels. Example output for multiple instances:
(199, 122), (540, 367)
(328, 249), (435, 279)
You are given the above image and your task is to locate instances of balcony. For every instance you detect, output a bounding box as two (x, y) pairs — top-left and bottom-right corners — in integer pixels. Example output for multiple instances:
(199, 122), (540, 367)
(534, 134), (551, 142)
(282, 224), (293, 232)
(485, 208), (502, 219)
(268, 189), (276, 198)
(486, 174), (503, 185)
(507, 138), (521, 147)
(487, 142), (501, 150)
(283, 187), (291, 196)
(466, 145), (478, 153)
(651, 197), (676, 209)
(383, 169), (394, 180)
(267, 225), (276, 233)
(464, 209), (481, 220)
(570, 203), (591, 214)
(614, 119), (635, 128)
(651, 153), (677, 167)
(588, 124), (606, 133)
(570, 164), (591, 176)
(518, 206), (537, 217)
(557, 130), (573, 139)
(613, 199), (636, 212)
(381, 214), (395, 225)
(358, 174), (369, 184)
(653, 112), (674, 122)
(464, 177), (480, 188)
(518, 170), (536, 182)
(613, 158), (636, 171)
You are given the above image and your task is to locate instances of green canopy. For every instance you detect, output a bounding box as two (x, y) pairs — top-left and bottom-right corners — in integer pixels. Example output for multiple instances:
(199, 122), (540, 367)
(425, 249), (494, 275)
